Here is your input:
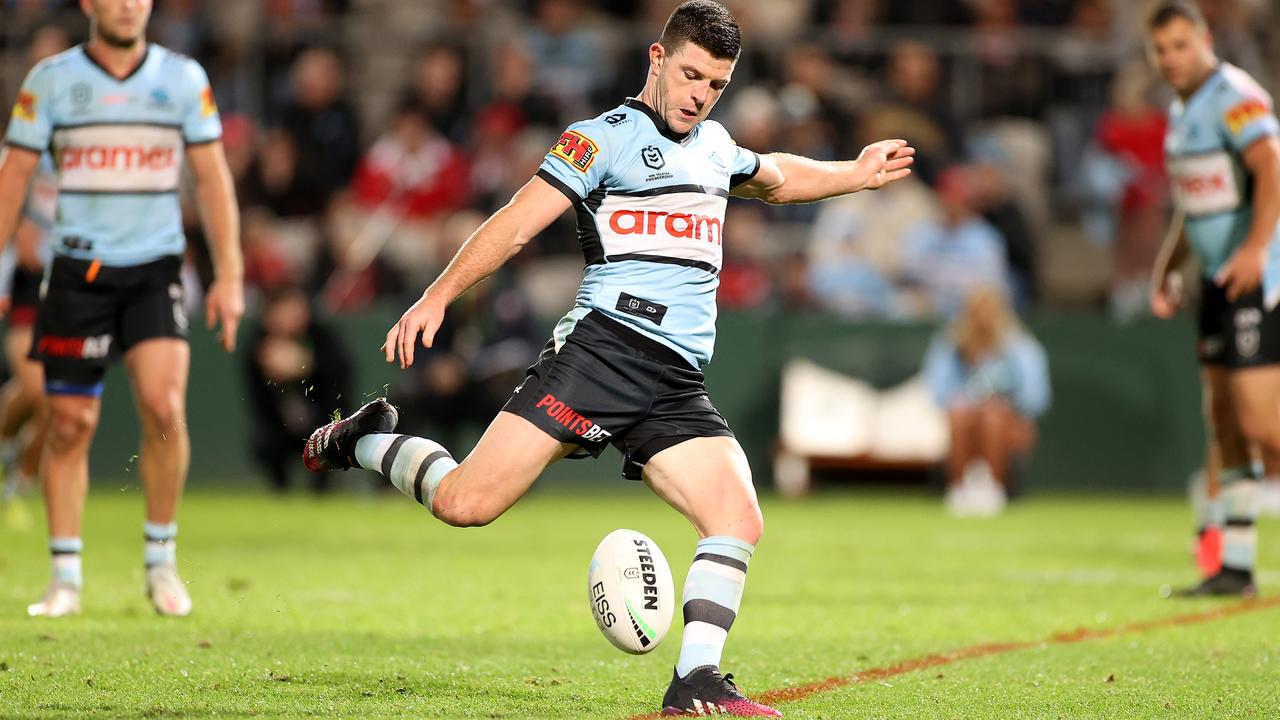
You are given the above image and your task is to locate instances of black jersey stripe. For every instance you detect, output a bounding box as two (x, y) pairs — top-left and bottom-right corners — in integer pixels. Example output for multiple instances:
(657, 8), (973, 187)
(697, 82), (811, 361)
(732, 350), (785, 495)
(52, 121), (184, 131)
(59, 189), (179, 196)
(606, 253), (719, 275)
(610, 184), (729, 199)
(579, 184), (608, 266)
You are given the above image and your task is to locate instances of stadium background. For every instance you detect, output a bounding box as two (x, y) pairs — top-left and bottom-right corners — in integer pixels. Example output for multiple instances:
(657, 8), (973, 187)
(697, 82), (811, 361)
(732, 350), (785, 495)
(2, 0), (1277, 492)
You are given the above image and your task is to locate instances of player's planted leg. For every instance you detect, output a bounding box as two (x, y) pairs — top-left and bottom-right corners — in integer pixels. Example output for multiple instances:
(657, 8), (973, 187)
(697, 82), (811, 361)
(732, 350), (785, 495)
(128, 339), (195, 616)
(644, 437), (781, 718)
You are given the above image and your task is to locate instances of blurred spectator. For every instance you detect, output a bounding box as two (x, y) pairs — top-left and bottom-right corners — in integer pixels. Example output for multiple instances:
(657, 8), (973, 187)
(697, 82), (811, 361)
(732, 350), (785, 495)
(523, 0), (610, 117)
(1094, 62), (1168, 321)
(244, 286), (354, 493)
(1047, 0), (1119, 188)
(719, 204), (775, 310)
(865, 40), (960, 184)
(278, 47), (360, 216)
(349, 98), (470, 222)
(900, 167), (1011, 317)
(1199, 0), (1265, 80)
(969, 162), (1039, 308)
(475, 40), (562, 135)
(973, 0), (1050, 120)
(813, 0), (884, 72)
(806, 170), (940, 318)
(403, 44), (470, 143)
(151, 0), (215, 60)
(923, 287), (1050, 515)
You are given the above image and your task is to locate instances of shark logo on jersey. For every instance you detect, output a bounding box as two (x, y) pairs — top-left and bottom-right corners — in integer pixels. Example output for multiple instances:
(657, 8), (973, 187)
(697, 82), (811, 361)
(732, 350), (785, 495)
(641, 145), (665, 170)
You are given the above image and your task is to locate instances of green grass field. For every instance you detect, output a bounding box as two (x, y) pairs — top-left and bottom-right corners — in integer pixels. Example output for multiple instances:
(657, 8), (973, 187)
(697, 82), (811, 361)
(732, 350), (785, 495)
(1, 485), (1279, 719)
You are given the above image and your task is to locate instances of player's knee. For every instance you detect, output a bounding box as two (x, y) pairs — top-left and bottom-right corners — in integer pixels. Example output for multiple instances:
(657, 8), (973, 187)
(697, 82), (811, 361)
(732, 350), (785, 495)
(47, 403), (97, 449)
(139, 390), (185, 436)
(429, 478), (501, 528)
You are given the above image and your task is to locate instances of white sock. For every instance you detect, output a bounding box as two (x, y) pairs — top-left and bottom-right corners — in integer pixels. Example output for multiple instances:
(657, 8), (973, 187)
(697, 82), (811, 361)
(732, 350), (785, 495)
(50, 536), (83, 588)
(144, 521), (178, 567)
(355, 434), (458, 513)
(1221, 473), (1258, 573)
(676, 536), (754, 678)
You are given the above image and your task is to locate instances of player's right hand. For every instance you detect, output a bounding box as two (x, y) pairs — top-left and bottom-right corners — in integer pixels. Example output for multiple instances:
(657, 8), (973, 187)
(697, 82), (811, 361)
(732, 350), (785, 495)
(1150, 271), (1183, 319)
(383, 294), (445, 369)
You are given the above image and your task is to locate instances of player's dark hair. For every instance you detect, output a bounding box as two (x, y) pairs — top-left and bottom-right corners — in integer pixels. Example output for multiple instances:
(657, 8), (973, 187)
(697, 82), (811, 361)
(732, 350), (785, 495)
(1148, 1), (1208, 32)
(659, 1), (741, 60)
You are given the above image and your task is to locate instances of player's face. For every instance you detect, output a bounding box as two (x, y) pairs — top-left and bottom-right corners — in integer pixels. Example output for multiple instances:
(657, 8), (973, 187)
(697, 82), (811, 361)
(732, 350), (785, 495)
(651, 42), (735, 134)
(82, 0), (152, 49)
(1148, 17), (1215, 96)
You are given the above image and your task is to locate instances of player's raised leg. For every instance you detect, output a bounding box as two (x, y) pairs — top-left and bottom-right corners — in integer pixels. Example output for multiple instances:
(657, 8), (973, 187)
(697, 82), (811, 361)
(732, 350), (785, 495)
(28, 391), (100, 617)
(306, 400), (573, 527)
(125, 338), (193, 616)
(642, 436), (780, 718)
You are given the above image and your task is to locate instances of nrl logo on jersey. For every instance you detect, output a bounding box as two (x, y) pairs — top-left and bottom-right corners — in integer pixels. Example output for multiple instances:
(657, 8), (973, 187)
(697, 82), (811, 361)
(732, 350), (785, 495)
(641, 145), (665, 170)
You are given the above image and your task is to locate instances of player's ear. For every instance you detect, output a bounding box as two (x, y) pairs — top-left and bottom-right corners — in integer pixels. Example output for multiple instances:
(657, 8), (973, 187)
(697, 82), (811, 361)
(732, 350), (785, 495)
(649, 42), (665, 71)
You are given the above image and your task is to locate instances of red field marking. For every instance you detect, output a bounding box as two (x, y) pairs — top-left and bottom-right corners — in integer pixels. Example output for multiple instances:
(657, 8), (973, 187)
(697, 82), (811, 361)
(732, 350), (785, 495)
(628, 595), (1280, 718)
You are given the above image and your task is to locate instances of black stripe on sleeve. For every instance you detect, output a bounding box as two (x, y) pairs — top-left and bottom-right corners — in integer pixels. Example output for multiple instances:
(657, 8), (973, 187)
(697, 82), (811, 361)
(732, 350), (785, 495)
(536, 168), (585, 206)
(683, 599), (737, 631)
(693, 552), (749, 573)
(3, 140), (45, 155)
(184, 136), (220, 147)
(413, 450), (452, 505)
(730, 151), (762, 189)
(380, 435), (410, 478)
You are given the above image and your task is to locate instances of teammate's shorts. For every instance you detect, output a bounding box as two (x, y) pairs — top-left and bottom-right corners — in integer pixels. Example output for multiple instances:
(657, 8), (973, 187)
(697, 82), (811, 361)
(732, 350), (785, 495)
(30, 255), (188, 394)
(503, 310), (734, 480)
(8, 266), (43, 327)
(1198, 277), (1280, 368)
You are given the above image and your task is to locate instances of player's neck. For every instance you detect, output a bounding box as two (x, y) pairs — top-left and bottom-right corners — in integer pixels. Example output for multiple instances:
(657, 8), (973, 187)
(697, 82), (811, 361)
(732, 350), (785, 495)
(85, 36), (148, 81)
(1178, 61), (1220, 101)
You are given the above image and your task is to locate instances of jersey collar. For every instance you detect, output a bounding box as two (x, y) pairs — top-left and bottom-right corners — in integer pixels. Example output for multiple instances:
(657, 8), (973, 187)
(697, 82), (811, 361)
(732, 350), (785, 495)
(80, 42), (151, 83)
(624, 97), (692, 143)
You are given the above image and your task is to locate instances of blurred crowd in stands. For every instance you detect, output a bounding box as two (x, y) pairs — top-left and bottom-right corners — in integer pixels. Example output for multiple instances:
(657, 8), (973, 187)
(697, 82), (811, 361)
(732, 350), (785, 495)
(1, 0), (1276, 488)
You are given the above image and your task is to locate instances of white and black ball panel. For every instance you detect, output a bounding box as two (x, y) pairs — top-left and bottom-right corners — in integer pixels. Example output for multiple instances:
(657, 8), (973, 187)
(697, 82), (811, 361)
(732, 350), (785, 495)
(587, 528), (675, 654)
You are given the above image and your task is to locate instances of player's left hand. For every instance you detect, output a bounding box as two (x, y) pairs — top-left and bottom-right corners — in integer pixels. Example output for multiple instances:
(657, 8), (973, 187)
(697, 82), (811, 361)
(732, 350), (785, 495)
(857, 139), (915, 191)
(205, 276), (244, 352)
(1215, 242), (1267, 302)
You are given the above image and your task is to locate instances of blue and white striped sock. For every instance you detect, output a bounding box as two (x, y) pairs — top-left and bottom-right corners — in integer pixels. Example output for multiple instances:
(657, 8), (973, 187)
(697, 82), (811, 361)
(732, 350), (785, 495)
(1221, 466), (1258, 573)
(355, 434), (458, 515)
(50, 536), (83, 588)
(144, 521), (177, 568)
(676, 536), (754, 678)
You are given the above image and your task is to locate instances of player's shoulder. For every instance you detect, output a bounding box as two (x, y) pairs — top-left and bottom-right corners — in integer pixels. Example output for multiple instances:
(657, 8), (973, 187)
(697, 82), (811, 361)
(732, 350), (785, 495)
(27, 45), (85, 79)
(149, 44), (206, 75)
(1215, 63), (1273, 107)
(565, 102), (642, 143)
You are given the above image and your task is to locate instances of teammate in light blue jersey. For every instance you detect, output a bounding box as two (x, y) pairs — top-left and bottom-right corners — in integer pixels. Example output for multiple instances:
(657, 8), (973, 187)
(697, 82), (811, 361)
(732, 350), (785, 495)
(0, 0), (244, 618)
(1148, 1), (1280, 597)
(304, 2), (914, 715)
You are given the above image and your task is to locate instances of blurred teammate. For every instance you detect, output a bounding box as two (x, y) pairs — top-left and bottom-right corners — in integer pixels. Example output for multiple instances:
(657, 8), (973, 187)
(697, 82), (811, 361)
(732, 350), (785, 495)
(1148, 1), (1280, 597)
(304, 1), (912, 715)
(0, 0), (243, 617)
(0, 27), (69, 515)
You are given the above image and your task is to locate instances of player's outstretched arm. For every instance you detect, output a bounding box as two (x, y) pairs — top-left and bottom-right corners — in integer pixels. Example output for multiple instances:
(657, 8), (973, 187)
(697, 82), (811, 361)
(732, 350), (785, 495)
(731, 139), (915, 204)
(0, 145), (41, 258)
(1151, 208), (1189, 319)
(1217, 135), (1280, 301)
(187, 141), (244, 352)
(383, 175), (571, 369)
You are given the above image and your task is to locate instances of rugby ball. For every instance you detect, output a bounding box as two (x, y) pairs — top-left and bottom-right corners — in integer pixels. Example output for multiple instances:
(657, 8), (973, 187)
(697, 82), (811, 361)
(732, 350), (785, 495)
(588, 529), (675, 654)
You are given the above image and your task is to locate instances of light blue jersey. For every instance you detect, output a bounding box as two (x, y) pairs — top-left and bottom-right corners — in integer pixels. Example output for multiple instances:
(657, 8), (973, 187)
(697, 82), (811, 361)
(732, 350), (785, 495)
(5, 44), (221, 267)
(536, 98), (760, 368)
(1165, 63), (1280, 302)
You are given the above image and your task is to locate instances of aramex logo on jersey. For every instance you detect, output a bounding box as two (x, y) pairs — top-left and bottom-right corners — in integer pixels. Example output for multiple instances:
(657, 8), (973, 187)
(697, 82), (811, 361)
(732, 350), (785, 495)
(550, 130), (599, 173)
(12, 91), (36, 122)
(1224, 99), (1269, 135)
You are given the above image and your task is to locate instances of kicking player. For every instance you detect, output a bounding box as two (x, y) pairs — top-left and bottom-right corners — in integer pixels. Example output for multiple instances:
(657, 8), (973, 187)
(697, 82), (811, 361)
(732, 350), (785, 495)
(0, 0), (243, 617)
(1148, 1), (1280, 597)
(304, 1), (912, 715)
